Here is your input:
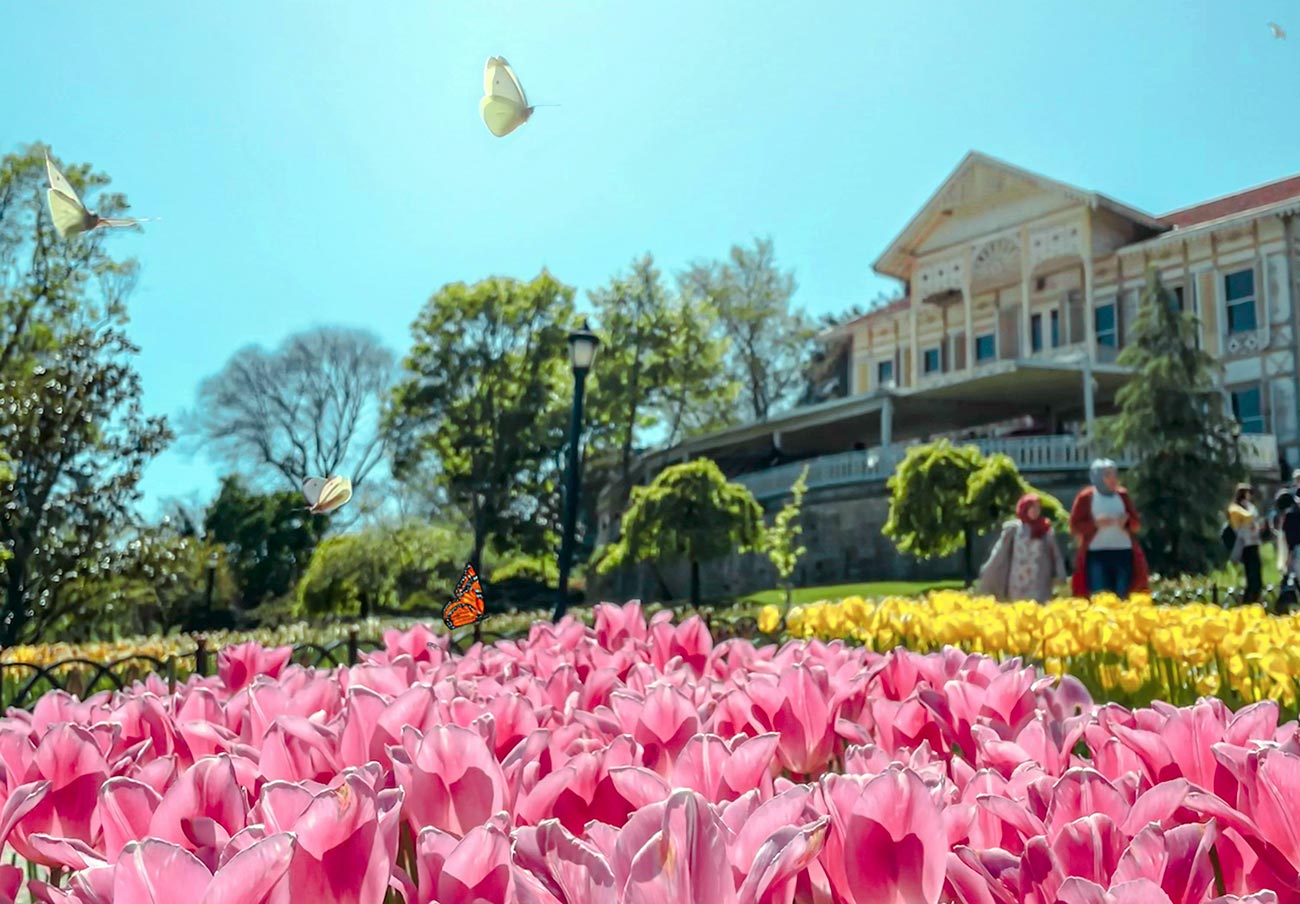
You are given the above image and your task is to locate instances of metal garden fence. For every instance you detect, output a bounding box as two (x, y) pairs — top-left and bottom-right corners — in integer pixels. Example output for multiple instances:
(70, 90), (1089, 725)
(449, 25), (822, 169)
(0, 623), (533, 711)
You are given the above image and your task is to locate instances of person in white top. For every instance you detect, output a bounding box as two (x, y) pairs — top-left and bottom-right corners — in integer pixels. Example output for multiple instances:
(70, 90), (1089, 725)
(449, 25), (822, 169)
(1068, 458), (1149, 599)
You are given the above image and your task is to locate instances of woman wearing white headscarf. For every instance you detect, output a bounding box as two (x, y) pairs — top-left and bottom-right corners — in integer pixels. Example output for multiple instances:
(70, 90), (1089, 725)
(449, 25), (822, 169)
(1068, 458), (1149, 598)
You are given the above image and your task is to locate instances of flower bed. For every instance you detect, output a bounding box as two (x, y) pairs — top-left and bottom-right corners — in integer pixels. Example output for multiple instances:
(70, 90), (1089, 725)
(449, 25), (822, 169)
(766, 590), (1300, 715)
(0, 602), (1292, 903)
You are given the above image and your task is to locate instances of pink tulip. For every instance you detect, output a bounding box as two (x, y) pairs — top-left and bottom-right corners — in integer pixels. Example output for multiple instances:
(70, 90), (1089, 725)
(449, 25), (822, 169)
(817, 769), (947, 904)
(8, 724), (110, 864)
(255, 770), (402, 904)
(670, 733), (780, 803)
(116, 833), (294, 904)
(513, 819), (618, 904)
(217, 642), (295, 693)
(98, 778), (162, 861)
(415, 822), (514, 904)
(604, 685), (701, 775)
(609, 789), (737, 904)
(390, 723), (507, 838)
(147, 755), (249, 870)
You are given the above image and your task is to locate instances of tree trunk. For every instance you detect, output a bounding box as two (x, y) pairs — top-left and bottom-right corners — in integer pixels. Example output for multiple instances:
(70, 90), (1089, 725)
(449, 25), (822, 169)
(689, 559), (701, 608)
(1, 560), (26, 648)
(650, 564), (673, 604)
(962, 527), (975, 584)
(360, 592), (372, 619)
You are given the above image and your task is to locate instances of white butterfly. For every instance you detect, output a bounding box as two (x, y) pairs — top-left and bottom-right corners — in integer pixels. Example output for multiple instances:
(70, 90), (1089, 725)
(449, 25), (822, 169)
(302, 475), (353, 515)
(44, 153), (150, 239)
(1269, 21), (1287, 39)
(480, 56), (535, 138)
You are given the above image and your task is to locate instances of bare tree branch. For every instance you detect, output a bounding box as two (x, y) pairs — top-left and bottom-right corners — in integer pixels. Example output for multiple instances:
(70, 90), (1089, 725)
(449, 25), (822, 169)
(186, 326), (395, 494)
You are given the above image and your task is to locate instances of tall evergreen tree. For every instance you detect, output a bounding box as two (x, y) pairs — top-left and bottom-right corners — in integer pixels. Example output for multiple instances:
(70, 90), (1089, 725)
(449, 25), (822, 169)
(1097, 268), (1246, 575)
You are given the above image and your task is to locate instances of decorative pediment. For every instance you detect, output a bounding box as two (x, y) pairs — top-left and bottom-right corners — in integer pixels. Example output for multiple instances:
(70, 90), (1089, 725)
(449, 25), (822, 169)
(873, 151), (1168, 281)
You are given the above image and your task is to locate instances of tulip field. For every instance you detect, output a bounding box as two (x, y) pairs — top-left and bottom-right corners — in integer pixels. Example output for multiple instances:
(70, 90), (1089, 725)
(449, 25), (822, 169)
(768, 590), (1300, 716)
(0, 601), (1294, 903)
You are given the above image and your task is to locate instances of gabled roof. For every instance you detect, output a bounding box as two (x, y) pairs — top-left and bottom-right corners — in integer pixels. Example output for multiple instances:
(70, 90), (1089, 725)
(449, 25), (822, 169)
(1160, 172), (1300, 228)
(872, 151), (1168, 281)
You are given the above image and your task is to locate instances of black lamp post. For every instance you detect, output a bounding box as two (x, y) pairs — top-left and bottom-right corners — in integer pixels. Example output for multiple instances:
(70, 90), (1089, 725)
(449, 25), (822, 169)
(553, 319), (600, 621)
(204, 552), (218, 613)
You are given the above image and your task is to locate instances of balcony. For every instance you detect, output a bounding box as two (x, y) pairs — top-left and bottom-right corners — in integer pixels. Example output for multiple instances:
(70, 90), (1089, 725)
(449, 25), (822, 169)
(735, 433), (1280, 502)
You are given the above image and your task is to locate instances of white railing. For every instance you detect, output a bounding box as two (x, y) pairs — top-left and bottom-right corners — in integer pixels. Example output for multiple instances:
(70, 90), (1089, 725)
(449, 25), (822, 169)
(1239, 432), (1279, 472)
(736, 433), (1280, 501)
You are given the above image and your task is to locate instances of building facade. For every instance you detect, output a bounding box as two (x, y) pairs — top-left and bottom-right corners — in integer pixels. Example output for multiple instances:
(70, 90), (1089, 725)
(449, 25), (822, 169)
(596, 152), (1291, 601)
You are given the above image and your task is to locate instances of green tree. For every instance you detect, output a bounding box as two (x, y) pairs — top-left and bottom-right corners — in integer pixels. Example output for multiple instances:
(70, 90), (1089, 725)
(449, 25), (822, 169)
(297, 521), (466, 618)
(203, 476), (328, 609)
(585, 254), (737, 495)
(388, 273), (573, 570)
(884, 441), (1066, 580)
(761, 466), (809, 612)
(1096, 268), (1246, 575)
(0, 145), (170, 645)
(680, 237), (816, 424)
(597, 458), (764, 607)
(80, 522), (236, 638)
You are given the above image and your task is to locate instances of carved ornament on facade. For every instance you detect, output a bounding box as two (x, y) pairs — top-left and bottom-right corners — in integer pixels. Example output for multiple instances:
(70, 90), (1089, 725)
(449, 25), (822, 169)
(1225, 330), (1264, 356)
(1028, 222), (1084, 270)
(915, 255), (965, 297)
(972, 235), (1021, 285)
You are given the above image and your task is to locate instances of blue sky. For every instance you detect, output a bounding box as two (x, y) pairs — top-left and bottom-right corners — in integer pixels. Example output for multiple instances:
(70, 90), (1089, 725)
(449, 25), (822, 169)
(3, 0), (1298, 516)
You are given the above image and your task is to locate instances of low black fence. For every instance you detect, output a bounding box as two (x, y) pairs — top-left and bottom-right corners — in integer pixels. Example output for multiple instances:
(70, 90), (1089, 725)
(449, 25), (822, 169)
(1148, 581), (1297, 611)
(0, 613), (768, 711)
(0, 624), (522, 711)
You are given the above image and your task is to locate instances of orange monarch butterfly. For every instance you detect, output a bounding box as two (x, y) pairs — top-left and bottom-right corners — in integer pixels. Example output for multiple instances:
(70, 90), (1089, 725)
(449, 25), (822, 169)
(443, 564), (488, 631)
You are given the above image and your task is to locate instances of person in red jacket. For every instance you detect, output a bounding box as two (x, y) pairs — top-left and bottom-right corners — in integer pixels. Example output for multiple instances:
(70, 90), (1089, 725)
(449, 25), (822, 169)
(1069, 458), (1149, 598)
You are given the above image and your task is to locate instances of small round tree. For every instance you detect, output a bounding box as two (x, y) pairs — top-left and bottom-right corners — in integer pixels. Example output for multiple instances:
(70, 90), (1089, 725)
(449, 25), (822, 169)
(597, 458), (765, 607)
(884, 440), (1066, 580)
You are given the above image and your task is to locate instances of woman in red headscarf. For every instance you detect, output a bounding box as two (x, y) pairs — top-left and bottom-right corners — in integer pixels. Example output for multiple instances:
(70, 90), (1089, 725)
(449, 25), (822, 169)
(976, 493), (1066, 603)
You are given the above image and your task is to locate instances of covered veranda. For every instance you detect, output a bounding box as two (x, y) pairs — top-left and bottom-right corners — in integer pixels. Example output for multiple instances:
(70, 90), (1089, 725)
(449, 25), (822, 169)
(636, 356), (1132, 482)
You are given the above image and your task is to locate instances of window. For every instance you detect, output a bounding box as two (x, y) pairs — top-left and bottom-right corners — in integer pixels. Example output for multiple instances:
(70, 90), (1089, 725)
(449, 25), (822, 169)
(1225, 269), (1257, 334)
(975, 333), (996, 362)
(876, 359), (893, 386)
(1230, 385), (1266, 434)
(1030, 313), (1043, 352)
(1170, 284), (1185, 312)
(1049, 309), (1061, 348)
(1095, 303), (1118, 348)
(923, 347), (942, 374)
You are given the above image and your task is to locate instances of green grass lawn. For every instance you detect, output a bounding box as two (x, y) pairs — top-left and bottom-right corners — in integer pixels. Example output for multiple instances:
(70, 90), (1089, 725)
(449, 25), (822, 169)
(738, 579), (967, 607)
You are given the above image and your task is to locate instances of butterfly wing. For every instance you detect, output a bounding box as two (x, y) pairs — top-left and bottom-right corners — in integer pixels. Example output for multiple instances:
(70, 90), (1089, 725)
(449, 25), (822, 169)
(310, 476), (353, 514)
(442, 564), (487, 630)
(484, 57), (527, 106)
(480, 95), (531, 137)
(47, 189), (92, 238)
(483, 56), (505, 96)
(45, 155), (84, 207)
(302, 477), (327, 507)
(93, 217), (145, 231)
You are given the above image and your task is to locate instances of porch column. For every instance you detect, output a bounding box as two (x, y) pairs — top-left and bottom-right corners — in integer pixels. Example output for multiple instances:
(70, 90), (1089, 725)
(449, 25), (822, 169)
(1083, 213), (1097, 358)
(908, 294), (920, 386)
(1082, 355), (1096, 440)
(880, 395), (894, 448)
(962, 245), (975, 369)
(1019, 225), (1032, 356)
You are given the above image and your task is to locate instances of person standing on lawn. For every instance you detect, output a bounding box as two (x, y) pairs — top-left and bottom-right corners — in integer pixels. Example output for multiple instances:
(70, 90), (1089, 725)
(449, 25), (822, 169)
(1226, 483), (1264, 604)
(976, 492), (1066, 603)
(1069, 459), (1149, 599)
